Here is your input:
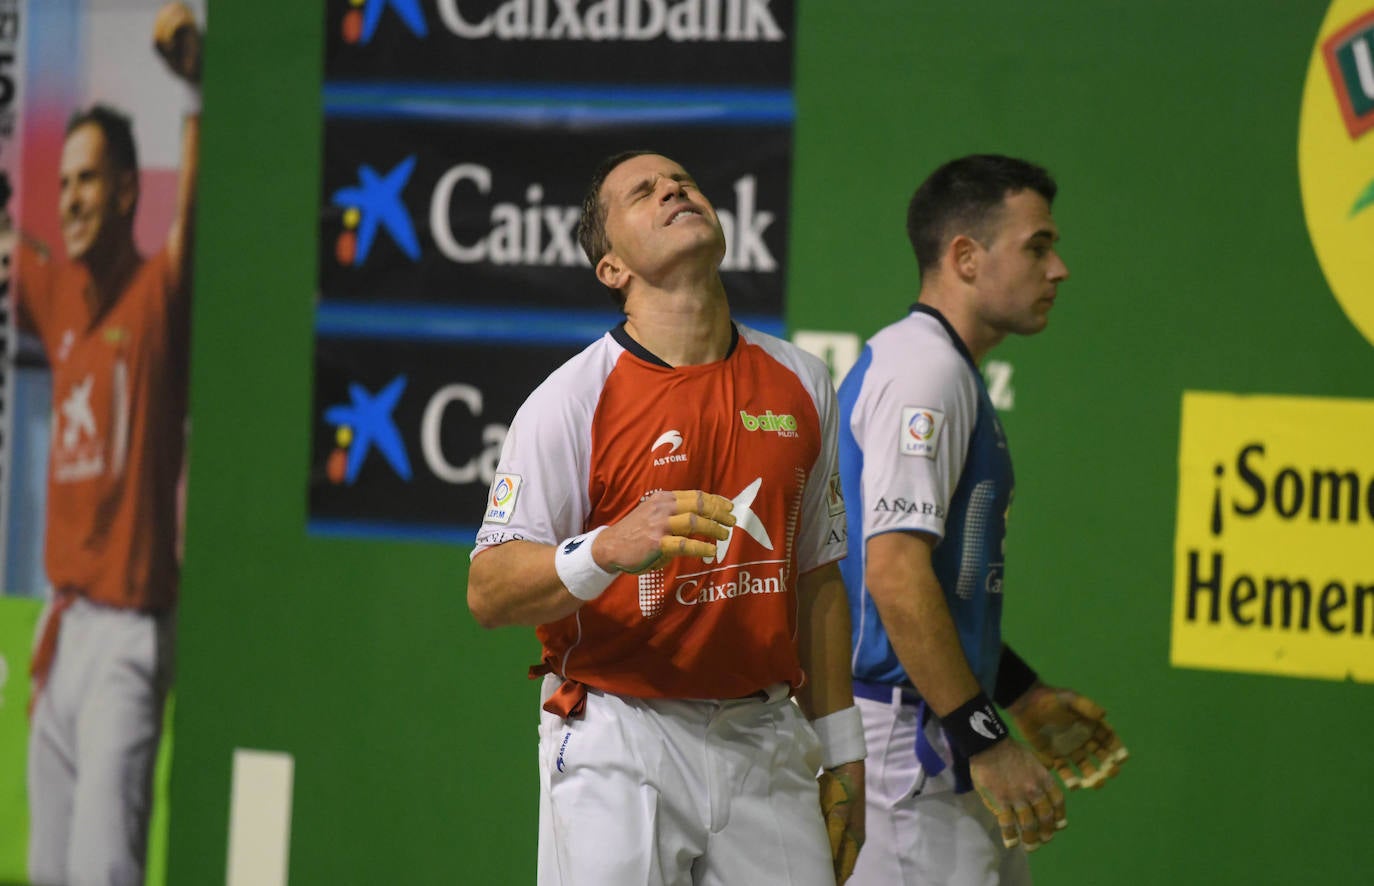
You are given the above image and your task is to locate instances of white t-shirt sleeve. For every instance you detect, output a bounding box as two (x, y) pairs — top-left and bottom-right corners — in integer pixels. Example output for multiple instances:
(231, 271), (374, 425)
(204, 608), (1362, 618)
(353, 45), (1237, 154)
(470, 341), (613, 558)
(796, 357), (848, 573)
(853, 337), (978, 543)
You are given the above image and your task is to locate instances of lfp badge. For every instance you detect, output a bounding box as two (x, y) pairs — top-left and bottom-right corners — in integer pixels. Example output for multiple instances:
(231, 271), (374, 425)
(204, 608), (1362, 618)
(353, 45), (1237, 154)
(484, 473), (521, 524)
(900, 407), (945, 459)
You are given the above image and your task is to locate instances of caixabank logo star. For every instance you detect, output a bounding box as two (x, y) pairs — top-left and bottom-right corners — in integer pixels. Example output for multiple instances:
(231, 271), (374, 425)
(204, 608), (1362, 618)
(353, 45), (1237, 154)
(330, 155), (421, 267)
(338, 0), (427, 45)
(1299, 0), (1374, 346)
(323, 375), (414, 484)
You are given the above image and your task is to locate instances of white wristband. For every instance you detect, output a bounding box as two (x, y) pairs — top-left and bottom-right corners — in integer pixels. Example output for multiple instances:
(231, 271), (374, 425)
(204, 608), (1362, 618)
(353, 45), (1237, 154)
(554, 526), (616, 602)
(812, 705), (867, 769)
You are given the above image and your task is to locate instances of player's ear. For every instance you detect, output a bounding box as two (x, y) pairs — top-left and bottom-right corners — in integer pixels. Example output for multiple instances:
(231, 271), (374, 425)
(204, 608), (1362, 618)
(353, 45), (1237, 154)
(596, 252), (629, 290)
(949, 234), (980, 283)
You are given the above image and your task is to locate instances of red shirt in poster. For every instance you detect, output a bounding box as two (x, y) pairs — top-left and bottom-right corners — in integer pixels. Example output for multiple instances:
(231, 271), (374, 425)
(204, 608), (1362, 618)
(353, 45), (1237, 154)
(13, 239), (189, 612)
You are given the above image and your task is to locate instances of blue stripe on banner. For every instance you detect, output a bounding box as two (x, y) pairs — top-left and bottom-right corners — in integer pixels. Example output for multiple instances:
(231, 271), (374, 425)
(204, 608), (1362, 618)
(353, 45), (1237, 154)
(309, 518), (478, 546)
(323, 82), (795, 125)
(315, 302), (620, 344)
(325, 81), (794, 106)
(315, 301), (787, 343)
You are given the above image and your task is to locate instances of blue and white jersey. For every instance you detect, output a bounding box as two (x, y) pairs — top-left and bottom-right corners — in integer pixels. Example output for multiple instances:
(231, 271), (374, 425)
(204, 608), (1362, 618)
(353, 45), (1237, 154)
(837, 304), (1014, 695)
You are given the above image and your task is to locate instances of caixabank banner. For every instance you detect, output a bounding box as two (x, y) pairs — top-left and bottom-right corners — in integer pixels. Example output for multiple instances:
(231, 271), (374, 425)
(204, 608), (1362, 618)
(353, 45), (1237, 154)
(324, 0), (794, 86)
(318, 116), (791, 318)
(309, 0), (796, 543)
(310, 336), (586, 539)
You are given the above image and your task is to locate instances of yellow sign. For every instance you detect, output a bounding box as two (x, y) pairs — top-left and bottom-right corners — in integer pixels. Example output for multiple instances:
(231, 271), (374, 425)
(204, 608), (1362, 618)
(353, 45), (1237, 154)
(1172, 391), (1374, 682)
(1299, 0), (1374, 347)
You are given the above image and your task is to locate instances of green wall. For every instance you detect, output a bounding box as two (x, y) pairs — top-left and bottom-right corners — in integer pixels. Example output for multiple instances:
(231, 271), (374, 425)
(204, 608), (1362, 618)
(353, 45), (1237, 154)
(169, 1), (1371, 883)
(167, 5), (539, 884)
(791, 2), (1371, 883)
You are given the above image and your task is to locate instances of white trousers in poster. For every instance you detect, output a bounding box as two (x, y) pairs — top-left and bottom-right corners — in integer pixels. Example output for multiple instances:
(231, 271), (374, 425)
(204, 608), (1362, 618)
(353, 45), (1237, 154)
(537, 675), (835, 886)
(27, 597), (175, 886)
(848, 691), (1032, 886)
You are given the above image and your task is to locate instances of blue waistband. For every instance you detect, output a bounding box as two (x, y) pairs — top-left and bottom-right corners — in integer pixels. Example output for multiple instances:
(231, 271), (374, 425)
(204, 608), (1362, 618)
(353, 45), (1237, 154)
(850, 678), (973, 793)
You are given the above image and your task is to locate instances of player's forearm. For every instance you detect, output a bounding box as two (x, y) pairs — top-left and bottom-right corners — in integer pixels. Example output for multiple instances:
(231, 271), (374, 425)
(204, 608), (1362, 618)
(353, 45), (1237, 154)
(154, 2), (201, 295)
(865, 533), (983, 716)
(468, 491), (736, 629)
(467, 540), (585, 628)
(793, 562), (856, 720)
(166, 110), (198, 293)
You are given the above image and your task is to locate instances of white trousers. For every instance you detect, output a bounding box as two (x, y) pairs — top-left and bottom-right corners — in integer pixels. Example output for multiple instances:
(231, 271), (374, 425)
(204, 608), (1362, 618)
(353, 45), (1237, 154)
(848, 693), (1031, 886)
(27, 597), (175, 886)
(537, 676), (836, 886)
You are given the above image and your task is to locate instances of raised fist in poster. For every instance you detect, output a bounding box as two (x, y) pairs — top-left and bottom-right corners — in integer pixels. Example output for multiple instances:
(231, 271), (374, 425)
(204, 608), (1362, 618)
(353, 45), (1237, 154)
(153, 1), (202, 84)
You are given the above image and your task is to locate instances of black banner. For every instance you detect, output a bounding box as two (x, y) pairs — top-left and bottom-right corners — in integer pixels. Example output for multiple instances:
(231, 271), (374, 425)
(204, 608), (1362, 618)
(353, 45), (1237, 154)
(325, 0), (795, 86)
(310, 0), (795, 543)
(309, 335), (588, 538)
(319, 116), (791, 317)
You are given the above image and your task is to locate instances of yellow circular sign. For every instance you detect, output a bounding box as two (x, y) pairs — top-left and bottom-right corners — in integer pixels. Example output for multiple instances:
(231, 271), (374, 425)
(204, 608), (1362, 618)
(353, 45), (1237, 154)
(1299, 0), (1374, 346)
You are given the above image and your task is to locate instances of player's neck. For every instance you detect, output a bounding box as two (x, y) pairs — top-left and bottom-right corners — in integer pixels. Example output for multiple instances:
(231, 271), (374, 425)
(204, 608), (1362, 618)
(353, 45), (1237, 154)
(916, 286), (1003, 365)
(622, 276), (732, 367)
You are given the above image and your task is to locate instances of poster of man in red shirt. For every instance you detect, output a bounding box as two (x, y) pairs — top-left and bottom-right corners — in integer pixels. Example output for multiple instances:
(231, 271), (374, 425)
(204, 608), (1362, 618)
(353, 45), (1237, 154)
(1, 2), (202, 883)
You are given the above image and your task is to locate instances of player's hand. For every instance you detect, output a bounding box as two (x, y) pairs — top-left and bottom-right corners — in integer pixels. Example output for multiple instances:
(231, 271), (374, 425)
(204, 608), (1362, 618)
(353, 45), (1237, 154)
(593, 490), (735, 574)
(153, 2), (203, 84)
(1009, 686), (1128, 790)
(969, 739), (1066, 852)
(818, 761), (864, 884)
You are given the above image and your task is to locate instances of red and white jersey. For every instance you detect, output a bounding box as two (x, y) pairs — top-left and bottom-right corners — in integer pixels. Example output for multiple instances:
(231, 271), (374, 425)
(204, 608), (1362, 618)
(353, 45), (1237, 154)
(473, 323), (847, 700)
(12, 241), (189, 611)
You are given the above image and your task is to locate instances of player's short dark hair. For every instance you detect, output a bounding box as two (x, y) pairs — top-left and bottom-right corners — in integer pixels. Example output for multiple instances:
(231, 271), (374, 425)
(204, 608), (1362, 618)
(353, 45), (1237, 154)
(66, 104), (139, 176)
(906, 155), (1057, 279)
(578, 149), (658, 308)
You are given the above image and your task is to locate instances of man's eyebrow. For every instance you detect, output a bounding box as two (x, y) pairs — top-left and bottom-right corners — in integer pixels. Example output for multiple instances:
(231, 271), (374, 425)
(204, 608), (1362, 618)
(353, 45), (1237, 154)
(1026, 228), (1059, 243)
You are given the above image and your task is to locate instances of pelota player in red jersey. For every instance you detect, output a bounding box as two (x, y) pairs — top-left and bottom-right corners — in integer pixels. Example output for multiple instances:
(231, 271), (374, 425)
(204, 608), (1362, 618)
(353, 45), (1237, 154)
(469, 151), (866, 884)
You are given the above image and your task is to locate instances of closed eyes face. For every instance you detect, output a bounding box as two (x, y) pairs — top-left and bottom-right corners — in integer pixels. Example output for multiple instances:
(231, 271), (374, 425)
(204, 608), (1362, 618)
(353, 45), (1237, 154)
(596, 154), (725, 287)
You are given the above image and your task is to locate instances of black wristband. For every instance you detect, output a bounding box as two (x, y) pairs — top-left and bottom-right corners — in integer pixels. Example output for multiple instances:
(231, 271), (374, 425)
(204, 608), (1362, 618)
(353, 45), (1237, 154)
(994, 644), (1039, 707)
(942, 692), (1010, 757)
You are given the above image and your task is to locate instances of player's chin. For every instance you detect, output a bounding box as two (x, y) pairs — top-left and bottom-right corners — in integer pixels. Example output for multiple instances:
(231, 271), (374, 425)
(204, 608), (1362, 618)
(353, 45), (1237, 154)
(63, 236), (92, 262)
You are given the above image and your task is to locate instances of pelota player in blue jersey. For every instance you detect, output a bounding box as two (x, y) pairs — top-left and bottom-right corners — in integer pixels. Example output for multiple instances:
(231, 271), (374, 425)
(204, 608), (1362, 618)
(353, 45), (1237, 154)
(836, 155), (1128, 885)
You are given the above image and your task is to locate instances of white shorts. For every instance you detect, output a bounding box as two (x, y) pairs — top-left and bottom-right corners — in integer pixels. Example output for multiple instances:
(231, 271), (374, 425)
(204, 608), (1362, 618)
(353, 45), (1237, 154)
(537, 675), (835, 886)
(848, 691), (1031, 886)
